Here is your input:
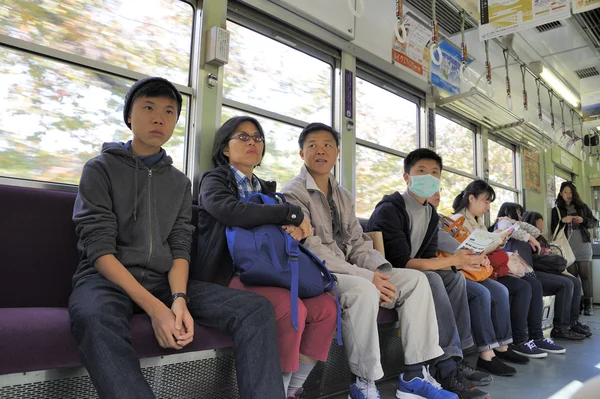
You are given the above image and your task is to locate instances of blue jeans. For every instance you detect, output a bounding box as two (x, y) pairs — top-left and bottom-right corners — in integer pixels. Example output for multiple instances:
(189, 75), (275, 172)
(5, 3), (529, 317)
(69, 274), (285, 399)
(466, 279), (512, 351)
(424, 270), (473, 361)
(536, 271), (582, 327)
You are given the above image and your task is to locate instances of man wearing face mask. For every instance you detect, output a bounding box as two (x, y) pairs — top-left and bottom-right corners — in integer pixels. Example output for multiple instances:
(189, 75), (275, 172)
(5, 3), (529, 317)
(367, 149), (491, 399)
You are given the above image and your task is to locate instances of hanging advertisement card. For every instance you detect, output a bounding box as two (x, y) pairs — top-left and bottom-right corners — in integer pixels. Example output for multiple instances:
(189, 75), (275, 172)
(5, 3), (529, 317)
(430, 41), (474, 95)
(478, 0), (570, 41)
(573, 0), (600, 13)
(392, 14), (431, 82)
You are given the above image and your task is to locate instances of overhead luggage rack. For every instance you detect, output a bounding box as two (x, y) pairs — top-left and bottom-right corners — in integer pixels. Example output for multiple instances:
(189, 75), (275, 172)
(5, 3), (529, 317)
(435, 87), (556, 150)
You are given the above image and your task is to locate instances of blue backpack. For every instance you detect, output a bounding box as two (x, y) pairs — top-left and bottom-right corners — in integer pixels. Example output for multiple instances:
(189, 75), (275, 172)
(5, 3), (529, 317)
(226, 193), (342, 345)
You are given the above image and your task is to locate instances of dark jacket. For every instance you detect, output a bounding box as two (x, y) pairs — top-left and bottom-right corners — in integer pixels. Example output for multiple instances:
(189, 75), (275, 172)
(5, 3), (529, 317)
(72, 142), (194, 288)
(191, 165), (304, 286)
(366, 191), (439, 268)
(550, 203), (597, 243)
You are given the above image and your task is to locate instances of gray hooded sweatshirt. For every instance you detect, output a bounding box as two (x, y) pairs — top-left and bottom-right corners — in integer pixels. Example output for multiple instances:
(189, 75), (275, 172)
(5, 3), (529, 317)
(72, 142), (195, 289)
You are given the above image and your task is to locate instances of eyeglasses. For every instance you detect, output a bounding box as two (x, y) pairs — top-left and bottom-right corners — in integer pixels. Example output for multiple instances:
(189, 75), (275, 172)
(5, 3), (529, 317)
(229, 134), (265, 143)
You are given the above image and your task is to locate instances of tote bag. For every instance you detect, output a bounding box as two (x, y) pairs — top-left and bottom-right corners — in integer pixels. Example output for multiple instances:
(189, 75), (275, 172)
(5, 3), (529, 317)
(551, 207), (576, 267)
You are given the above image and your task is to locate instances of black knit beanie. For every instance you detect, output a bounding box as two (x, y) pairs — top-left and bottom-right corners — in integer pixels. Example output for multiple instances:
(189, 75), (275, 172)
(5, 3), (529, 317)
(123, 77), (183, 129)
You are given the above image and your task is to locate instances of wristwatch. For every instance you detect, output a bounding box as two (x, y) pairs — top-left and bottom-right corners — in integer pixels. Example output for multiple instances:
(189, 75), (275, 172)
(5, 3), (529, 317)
(171, 292), (189, 304)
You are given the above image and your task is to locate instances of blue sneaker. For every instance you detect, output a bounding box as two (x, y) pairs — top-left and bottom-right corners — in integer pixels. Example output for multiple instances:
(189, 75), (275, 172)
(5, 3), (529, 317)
(396, 366), (459, 399)
(511, 340), (548, 358)
(348, 377), (382, 399)
(534, 337), (566, 354)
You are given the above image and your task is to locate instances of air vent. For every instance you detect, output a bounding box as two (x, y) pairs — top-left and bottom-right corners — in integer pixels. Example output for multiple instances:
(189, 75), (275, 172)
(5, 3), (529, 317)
(575, 67), (600, 79)
(535, 21), (563, 33)
(405, 0), (476, 35)
(574, 9), (600, 52)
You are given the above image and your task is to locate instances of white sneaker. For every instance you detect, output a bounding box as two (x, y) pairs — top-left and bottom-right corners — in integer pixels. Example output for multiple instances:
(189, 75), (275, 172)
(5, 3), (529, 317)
(348, 377), (382, 399)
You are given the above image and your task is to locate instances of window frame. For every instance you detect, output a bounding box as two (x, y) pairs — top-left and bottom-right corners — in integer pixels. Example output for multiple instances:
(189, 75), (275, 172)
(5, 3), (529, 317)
(352, 66), (424, 217)
(434, 108), (479, 179)
(487, 135), (521, 221)
(222, 11), (338, 131)
(0, 0), (198, 191)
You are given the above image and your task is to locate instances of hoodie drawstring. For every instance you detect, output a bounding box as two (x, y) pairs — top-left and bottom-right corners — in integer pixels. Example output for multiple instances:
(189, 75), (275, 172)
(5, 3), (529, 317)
(134, 157), (138, 221)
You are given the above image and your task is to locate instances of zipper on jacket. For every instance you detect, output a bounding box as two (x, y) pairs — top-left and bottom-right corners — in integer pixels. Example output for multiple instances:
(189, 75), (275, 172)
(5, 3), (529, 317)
(144, 168), (154, 273)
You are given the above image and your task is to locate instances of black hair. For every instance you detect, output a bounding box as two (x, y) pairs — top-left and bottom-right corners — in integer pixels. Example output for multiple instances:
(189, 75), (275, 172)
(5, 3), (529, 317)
(489, 202), (524, 232)
(522, 211), (543, 227)
(522, 211), (548, 247)
(556, 181), (585, 209)
(452, 180), (496, 216)
(298, 123), (340, 149)
(123, 77), (183, 129)
(403, 148), (443, 173)
(211, 116), (266, 168)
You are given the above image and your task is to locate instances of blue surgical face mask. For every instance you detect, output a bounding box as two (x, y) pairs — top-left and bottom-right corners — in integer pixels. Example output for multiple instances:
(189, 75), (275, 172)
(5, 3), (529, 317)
(409, 174), (441, 199)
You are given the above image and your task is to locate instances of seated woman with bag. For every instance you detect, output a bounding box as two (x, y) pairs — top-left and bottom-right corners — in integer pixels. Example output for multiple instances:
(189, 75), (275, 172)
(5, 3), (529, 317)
(491, 203), (582, 345)
(191, 116), (338, 398)
(453, 181), (563, 360)
(429, 189), (516, 377)
(523, 211), (591, 338)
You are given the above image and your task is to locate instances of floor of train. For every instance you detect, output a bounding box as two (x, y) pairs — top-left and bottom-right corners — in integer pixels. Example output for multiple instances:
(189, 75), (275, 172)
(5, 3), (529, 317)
(329, 310), (600, 399)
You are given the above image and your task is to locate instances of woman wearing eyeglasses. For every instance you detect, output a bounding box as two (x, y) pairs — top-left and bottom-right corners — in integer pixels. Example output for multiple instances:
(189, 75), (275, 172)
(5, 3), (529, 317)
(190, 116), (337, 399)
(551, 182), (599, 316)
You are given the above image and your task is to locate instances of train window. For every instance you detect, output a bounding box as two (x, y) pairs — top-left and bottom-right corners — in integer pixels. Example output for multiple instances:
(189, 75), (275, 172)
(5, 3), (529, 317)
(0, 47), (188, 184)
(221, 106), (304, 185)
(488, 140), (515, 187)
(0, 0), (194, 85)
(355, 78), (418, 152)
(435, 114), (475, 174)
(490, 186), (518, 219)
(224, 21), (333, 124)
(355, 145), (405, 218)
(438, 171), (474, 216)
(488, 139), (518, 218)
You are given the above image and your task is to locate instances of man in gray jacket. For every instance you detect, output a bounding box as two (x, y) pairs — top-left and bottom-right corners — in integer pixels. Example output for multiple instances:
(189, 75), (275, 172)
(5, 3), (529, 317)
(282, 123), (464, 399)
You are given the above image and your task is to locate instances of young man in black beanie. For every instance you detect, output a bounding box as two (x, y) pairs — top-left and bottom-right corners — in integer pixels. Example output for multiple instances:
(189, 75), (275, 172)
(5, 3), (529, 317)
(69, 77), (285, 399)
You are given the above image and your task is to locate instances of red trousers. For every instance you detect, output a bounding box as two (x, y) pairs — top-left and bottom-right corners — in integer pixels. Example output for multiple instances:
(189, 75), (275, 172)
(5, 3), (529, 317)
(228, 276), (337, 372)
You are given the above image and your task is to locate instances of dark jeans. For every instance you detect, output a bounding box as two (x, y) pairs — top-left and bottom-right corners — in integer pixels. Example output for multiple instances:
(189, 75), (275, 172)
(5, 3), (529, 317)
(69, 274), (285, 399)
(424, 270), (473, 361)
(498, 275), (544, 343)
(536, 271), (582, 327)
(466, 279), (512, 351)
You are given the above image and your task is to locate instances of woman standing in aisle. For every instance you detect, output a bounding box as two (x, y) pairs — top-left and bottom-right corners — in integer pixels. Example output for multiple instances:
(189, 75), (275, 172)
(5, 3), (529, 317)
(551, 182), (598, 316)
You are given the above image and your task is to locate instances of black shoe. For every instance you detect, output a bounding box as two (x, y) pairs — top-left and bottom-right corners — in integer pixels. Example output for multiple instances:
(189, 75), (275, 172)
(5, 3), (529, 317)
(476, 356), (516, 376)
(551, 326), (586, 341)
(440, 369), (491, 399)
(571, 320), (592, 337)
(493, 346), (530, 364)
(458, 359), (493, 386)
(583, 297), (594, 316)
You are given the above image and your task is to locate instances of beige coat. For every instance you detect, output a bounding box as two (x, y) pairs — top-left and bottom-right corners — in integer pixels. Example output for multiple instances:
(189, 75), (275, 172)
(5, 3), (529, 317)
(281, 166), (390, 281)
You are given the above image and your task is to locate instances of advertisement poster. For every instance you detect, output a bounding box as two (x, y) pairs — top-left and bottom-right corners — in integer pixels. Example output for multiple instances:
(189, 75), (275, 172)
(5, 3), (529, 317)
(478, 0), (570, 41)
(392, 14), (431, 82)
(430, 41), (474, 95)
(573, 0), (600, 13)
(524, 149), (541, 192)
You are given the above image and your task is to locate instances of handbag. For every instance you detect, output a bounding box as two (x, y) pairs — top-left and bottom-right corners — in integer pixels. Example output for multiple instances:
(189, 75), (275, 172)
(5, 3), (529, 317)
(438, 216), (493, 282)
(551, 207), (576, 267)
(226, 193), (342, 344)
(487, 249), (510, 279)
(506, 251), (534, 278)
(532, 253), (567, 275)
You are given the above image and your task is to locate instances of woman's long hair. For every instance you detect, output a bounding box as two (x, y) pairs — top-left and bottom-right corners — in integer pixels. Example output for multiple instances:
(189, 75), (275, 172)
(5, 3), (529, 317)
(452, 180), (496, 222)
(556, 181), (585, 209)
(489, 202), (523, 232)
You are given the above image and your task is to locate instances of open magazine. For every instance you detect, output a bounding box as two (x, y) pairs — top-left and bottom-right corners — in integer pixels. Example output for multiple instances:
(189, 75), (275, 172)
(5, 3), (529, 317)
(456, 224), (520, 254)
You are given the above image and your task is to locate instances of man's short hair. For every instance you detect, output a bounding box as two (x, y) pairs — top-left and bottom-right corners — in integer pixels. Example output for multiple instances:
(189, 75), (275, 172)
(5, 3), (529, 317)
(404, 148), (443, 173)
(298, 123), (340, 149)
